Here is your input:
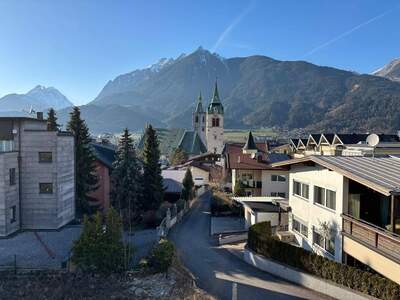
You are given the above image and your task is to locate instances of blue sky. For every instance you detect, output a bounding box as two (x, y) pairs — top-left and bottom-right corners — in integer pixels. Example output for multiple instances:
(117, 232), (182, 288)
(0, 0), (399, 105)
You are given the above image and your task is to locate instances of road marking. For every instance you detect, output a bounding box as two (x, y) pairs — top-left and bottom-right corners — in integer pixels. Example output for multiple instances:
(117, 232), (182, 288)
(232, 282), (237, 300)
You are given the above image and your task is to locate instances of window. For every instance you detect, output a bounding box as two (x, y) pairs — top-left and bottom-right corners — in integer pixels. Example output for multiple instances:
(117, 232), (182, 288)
(10, 206), (16, 223)
(293, 180), (309, 199)
(292, 216), (308, 238)
(212, 118), (220, 127)
(194, 177), (203, 180)
(271, 192), (286, 198)
(271, 174), (286, 182)
(39, 183), (53, 194)
(202, 116), (205, 122)
(241, 173), (253, 181)
(9, 168), (16, 186)
(195, 116), (199, 123)
(39, 152), (52, 163)
(313, 228), (335, 255)
(313, 185), (336, 210)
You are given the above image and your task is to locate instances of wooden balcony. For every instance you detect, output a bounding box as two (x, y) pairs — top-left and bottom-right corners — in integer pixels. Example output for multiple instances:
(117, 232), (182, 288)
(342, 214), (400, 263)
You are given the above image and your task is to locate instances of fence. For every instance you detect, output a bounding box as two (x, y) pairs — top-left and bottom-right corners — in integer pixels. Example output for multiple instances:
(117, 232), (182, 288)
(157, 186), (207, 239)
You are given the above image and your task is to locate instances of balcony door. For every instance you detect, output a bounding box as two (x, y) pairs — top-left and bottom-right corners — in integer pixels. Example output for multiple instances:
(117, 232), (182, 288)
(348, 194), (360, 219)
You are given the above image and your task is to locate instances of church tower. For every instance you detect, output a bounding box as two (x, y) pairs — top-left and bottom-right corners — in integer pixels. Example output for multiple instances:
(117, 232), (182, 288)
(206, 80), (224, 154)
(192, 92), (206, 146)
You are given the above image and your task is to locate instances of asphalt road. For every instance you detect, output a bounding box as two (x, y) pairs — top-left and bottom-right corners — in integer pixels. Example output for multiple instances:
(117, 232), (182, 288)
(169, 191), (331, 300)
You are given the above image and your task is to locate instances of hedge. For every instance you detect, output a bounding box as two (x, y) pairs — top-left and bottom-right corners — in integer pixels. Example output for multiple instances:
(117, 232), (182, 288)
(248, 222), (400, 300)
(210, 191), (241, 216)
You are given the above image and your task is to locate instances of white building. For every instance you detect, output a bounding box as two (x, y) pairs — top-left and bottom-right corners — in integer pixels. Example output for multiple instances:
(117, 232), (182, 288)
(272, 155), (400, 284)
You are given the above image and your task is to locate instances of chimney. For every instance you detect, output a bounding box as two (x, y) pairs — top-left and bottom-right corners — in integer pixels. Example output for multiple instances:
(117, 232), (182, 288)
(36, 112), (43, 120)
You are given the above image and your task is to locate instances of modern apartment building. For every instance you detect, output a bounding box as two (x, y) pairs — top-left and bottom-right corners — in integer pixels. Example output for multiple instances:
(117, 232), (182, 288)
(0, 115), (75, 237)
(272, 155), (400, 284)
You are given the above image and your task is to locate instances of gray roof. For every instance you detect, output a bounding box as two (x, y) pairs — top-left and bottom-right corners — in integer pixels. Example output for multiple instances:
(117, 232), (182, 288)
(177, 130), (207, 155)
(163, 178), (183, 194)
(272, 156), (400, 196)
(243, 201), (282, 213)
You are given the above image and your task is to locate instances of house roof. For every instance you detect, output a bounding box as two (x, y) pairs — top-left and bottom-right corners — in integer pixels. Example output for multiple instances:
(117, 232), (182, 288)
(243, 131), (257, 150)
(177, 130), (207, 155)
(272, 156), (400, 196)
(242, 201), (282, 213)
(163, 178), (183, 194)
(224, 142), (288, 170)
(90, 142), (117, 169)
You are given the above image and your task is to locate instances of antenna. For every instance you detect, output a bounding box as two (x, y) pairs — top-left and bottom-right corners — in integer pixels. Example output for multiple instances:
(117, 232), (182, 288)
(366, 133), (379, 158)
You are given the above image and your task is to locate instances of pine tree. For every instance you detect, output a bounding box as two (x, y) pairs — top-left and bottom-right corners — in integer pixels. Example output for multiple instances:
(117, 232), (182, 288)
(67, 106), (98, 216)
(181, 168), (194, 201)
(111, 128), (142, 223)
(72, 208), (128, 274)
(142, 124), (164, 211)
(46, 108), (59, 131)
(170, 147), (188, 166)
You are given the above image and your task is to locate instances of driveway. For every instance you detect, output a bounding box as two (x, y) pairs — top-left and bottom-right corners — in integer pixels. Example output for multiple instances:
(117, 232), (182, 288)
(169, 191), (331, 300)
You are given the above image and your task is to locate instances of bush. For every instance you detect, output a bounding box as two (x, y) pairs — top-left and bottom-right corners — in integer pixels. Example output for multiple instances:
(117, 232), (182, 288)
(247, 222), (400, 300)
(72, 208), (132, 274)
(149, 239), (175, 273)
(142, 210), (158, 228)
(210, 191), (240, 216)
(176, 198), (185, 211)
(156, 201), (172, 221)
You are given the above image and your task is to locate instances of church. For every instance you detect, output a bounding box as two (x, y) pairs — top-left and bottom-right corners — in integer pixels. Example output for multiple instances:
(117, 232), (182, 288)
(177, 81), (224, 156)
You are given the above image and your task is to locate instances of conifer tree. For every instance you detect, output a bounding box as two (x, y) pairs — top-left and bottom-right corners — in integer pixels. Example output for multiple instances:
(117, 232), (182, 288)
(46, 108), (59, 131)
(142, 124), (164, 211)
(181, 168), (194, 201)
(111, 128), (142, 223)
(67, 106), (98, 215)
(233, 180), (246, 197)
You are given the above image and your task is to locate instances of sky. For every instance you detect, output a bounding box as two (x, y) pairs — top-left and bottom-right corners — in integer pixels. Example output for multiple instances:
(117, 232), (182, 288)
(0, 0), (399, 105)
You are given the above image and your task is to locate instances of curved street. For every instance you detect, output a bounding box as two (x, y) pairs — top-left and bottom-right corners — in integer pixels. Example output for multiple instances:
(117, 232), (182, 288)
(169, 191), (331, 300)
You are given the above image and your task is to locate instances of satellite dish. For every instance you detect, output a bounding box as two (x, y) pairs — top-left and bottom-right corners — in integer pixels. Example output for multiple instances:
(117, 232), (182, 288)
(366, 134), (380, 147)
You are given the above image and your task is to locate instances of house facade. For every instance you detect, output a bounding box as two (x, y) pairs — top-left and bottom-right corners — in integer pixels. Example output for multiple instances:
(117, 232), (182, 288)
(224, 132), (290, 197)
(272, 156), (400, 284)
(0, 115), (75, 237)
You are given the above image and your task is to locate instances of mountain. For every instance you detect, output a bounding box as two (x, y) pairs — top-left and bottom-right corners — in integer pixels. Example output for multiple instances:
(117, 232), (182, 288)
(87, 47), (400, 133)
(373, 59), (400, 82)
(0, 85), (73, 112)
(57, 104), (165, 134)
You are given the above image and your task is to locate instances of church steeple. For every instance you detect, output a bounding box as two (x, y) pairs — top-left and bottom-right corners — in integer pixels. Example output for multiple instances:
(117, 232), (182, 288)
(208, 79), (224, 114)
(194, 91), (204, 113)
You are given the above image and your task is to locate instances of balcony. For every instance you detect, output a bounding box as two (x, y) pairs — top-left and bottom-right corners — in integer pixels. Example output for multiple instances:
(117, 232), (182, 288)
(342, 213), (400, 263)
(0, 140), (14, 152)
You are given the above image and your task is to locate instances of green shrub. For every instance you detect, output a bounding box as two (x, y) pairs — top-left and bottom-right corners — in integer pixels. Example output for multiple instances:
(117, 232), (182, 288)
(210, 191), (240, 216)
(247, 222), (400, 300)
(72, 208), (132, 274)
(149, 239), (175, 273)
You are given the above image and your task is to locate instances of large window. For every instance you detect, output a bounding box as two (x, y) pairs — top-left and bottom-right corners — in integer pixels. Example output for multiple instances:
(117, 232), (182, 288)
(212, 118), (220, 127)
(39, 183), (53, 194)
(313, 228), (335, 255)
(292, 216), (308, 238)
(39, 152), (52, 163)
(271, 174), (286, 182)
(314, 185), (336, 210)
(293, 180), (309, 199)
(9, 168), (15, 186)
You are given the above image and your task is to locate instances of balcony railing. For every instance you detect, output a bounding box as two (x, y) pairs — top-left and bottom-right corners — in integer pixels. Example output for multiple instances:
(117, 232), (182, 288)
(342, 213), (400, 263)
(0, 140), (14, 152)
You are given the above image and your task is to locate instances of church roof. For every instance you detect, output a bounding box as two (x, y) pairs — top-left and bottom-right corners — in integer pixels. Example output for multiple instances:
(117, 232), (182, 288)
(243, 131), (257, 151)
(194, 92), (204, 114)
(207, 80), (224, 114)
(177, 130), (207, 155)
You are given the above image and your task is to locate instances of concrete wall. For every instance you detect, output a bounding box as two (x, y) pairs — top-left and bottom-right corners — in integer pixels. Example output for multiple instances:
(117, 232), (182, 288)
(261, 170), (289, 197)
(0, 152), (19, 236)
(206, 112), (224, 154)
(190, 166), (209, 186)
(244, 248), (375, 300)
(288, 164), (346, 262)
(343, 236), (400, 285)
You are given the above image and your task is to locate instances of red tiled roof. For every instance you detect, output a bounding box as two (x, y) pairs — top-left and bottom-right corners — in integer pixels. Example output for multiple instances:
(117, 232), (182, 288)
(224, 143), (286, 170)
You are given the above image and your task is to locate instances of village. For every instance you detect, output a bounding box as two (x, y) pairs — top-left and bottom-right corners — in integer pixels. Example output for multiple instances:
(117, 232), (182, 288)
(0, 81), (398, 299)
